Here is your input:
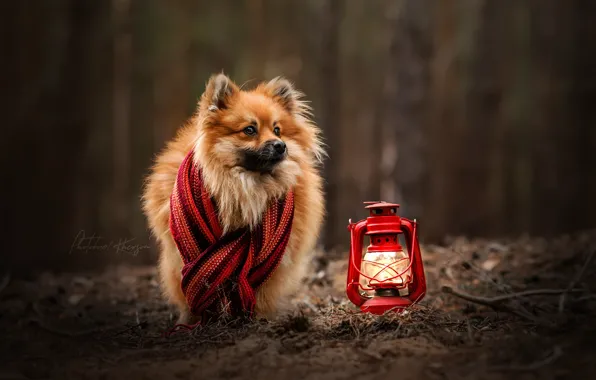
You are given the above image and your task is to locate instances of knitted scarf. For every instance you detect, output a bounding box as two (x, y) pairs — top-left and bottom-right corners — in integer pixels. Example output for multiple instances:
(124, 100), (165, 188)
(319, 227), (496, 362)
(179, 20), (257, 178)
(168, 151), (294, 327)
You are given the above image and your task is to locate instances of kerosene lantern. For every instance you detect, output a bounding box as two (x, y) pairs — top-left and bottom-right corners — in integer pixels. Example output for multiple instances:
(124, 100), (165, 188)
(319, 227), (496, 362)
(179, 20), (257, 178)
(346, 201), (427, 314)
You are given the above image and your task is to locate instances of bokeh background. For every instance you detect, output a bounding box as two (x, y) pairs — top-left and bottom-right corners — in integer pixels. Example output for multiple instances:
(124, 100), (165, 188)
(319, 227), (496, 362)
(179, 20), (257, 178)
(2, 0), (595, 275)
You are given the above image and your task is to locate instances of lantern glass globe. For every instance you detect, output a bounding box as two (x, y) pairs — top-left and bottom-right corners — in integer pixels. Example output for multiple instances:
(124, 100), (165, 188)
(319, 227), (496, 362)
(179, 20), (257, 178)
(360, 249), (412, 297)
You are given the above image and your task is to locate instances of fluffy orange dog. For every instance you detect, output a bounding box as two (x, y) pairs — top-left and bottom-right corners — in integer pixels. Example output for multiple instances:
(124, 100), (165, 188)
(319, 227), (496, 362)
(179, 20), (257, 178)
(142, 73), (325, 324)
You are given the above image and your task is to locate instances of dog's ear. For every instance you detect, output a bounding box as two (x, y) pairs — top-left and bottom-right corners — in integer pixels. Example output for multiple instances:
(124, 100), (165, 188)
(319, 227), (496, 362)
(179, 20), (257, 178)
(202, 73), (239, 112)
(262, 77), (302, 114)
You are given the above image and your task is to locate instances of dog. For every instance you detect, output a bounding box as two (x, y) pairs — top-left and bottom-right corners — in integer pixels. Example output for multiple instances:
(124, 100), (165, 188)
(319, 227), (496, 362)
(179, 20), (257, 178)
(142, 73), (325, 324)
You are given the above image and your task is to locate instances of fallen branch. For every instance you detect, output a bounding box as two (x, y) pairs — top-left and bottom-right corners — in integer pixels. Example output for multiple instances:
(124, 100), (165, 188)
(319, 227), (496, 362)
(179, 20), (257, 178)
(441, 286), (584, 323)
(441, 286), (584, 305)
(558, 249), (594, 313)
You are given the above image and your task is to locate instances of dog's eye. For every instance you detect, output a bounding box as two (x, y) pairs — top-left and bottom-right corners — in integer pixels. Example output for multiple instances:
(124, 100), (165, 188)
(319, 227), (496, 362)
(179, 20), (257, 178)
(243, 126), (257, 136)
(273, 127), (281, 137)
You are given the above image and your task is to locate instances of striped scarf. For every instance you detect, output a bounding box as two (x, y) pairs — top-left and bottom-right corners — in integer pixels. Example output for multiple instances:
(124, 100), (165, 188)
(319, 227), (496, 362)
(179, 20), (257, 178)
(168, 151), (294, 327)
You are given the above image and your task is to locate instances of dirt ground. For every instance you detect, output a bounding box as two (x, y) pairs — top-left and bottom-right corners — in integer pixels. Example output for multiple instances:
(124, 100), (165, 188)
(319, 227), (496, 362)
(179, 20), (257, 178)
(1, 230), (596, 380)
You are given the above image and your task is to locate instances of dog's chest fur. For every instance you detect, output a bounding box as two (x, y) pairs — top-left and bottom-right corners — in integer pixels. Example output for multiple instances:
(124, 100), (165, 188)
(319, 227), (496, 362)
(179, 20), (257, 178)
(197, 153), (301, 233)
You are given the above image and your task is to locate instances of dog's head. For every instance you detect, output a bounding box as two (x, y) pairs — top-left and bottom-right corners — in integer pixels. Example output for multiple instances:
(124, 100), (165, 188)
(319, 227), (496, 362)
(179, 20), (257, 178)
(194, 73), (324, 184)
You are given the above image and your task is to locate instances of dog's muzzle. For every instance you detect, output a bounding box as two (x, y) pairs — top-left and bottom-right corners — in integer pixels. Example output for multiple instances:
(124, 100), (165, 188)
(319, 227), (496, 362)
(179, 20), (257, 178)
(241, 140), (287, 173)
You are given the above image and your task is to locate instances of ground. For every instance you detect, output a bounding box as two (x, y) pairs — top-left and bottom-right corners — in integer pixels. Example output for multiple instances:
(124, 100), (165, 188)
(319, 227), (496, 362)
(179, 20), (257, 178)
(1, 230), (596, 380)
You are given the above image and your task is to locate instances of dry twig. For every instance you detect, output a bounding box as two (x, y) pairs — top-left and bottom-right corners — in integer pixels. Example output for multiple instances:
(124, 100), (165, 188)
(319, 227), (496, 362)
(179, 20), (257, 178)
(441, 286), (584, 323)
(443, 286), (584, 303)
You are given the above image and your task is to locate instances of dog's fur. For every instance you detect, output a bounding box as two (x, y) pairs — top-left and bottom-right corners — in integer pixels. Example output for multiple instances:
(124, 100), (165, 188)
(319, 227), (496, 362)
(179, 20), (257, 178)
(142, 73), (325, 324)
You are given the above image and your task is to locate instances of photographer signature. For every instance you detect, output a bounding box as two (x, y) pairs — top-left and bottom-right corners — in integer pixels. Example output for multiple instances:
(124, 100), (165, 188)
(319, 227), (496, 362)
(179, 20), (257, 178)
(69, 230), (150, 256)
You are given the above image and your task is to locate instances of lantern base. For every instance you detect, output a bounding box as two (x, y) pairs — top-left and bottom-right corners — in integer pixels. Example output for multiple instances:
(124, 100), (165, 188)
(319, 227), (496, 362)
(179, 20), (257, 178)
(360, 296), (413, 315)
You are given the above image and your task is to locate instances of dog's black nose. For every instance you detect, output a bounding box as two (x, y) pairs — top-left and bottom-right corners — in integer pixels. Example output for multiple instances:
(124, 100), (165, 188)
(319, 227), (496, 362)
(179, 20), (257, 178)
(272, 140), (286, 154)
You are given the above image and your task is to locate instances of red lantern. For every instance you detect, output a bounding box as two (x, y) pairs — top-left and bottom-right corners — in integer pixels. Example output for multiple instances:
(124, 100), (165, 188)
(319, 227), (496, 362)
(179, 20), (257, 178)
(346, 201), (427, 314)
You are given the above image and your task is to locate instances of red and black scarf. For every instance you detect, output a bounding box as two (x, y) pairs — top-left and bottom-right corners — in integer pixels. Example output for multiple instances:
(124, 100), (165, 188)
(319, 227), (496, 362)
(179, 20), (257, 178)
(169, 151), (294, 326)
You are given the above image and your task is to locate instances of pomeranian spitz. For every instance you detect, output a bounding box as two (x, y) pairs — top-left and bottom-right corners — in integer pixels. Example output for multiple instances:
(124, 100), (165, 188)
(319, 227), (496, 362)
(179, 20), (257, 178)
(142, 73), (325, 324)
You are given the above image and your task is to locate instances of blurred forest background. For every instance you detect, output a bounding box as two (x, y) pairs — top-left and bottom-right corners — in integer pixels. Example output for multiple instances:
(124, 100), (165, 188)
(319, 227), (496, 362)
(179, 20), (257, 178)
(2, 0), (595, 275)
